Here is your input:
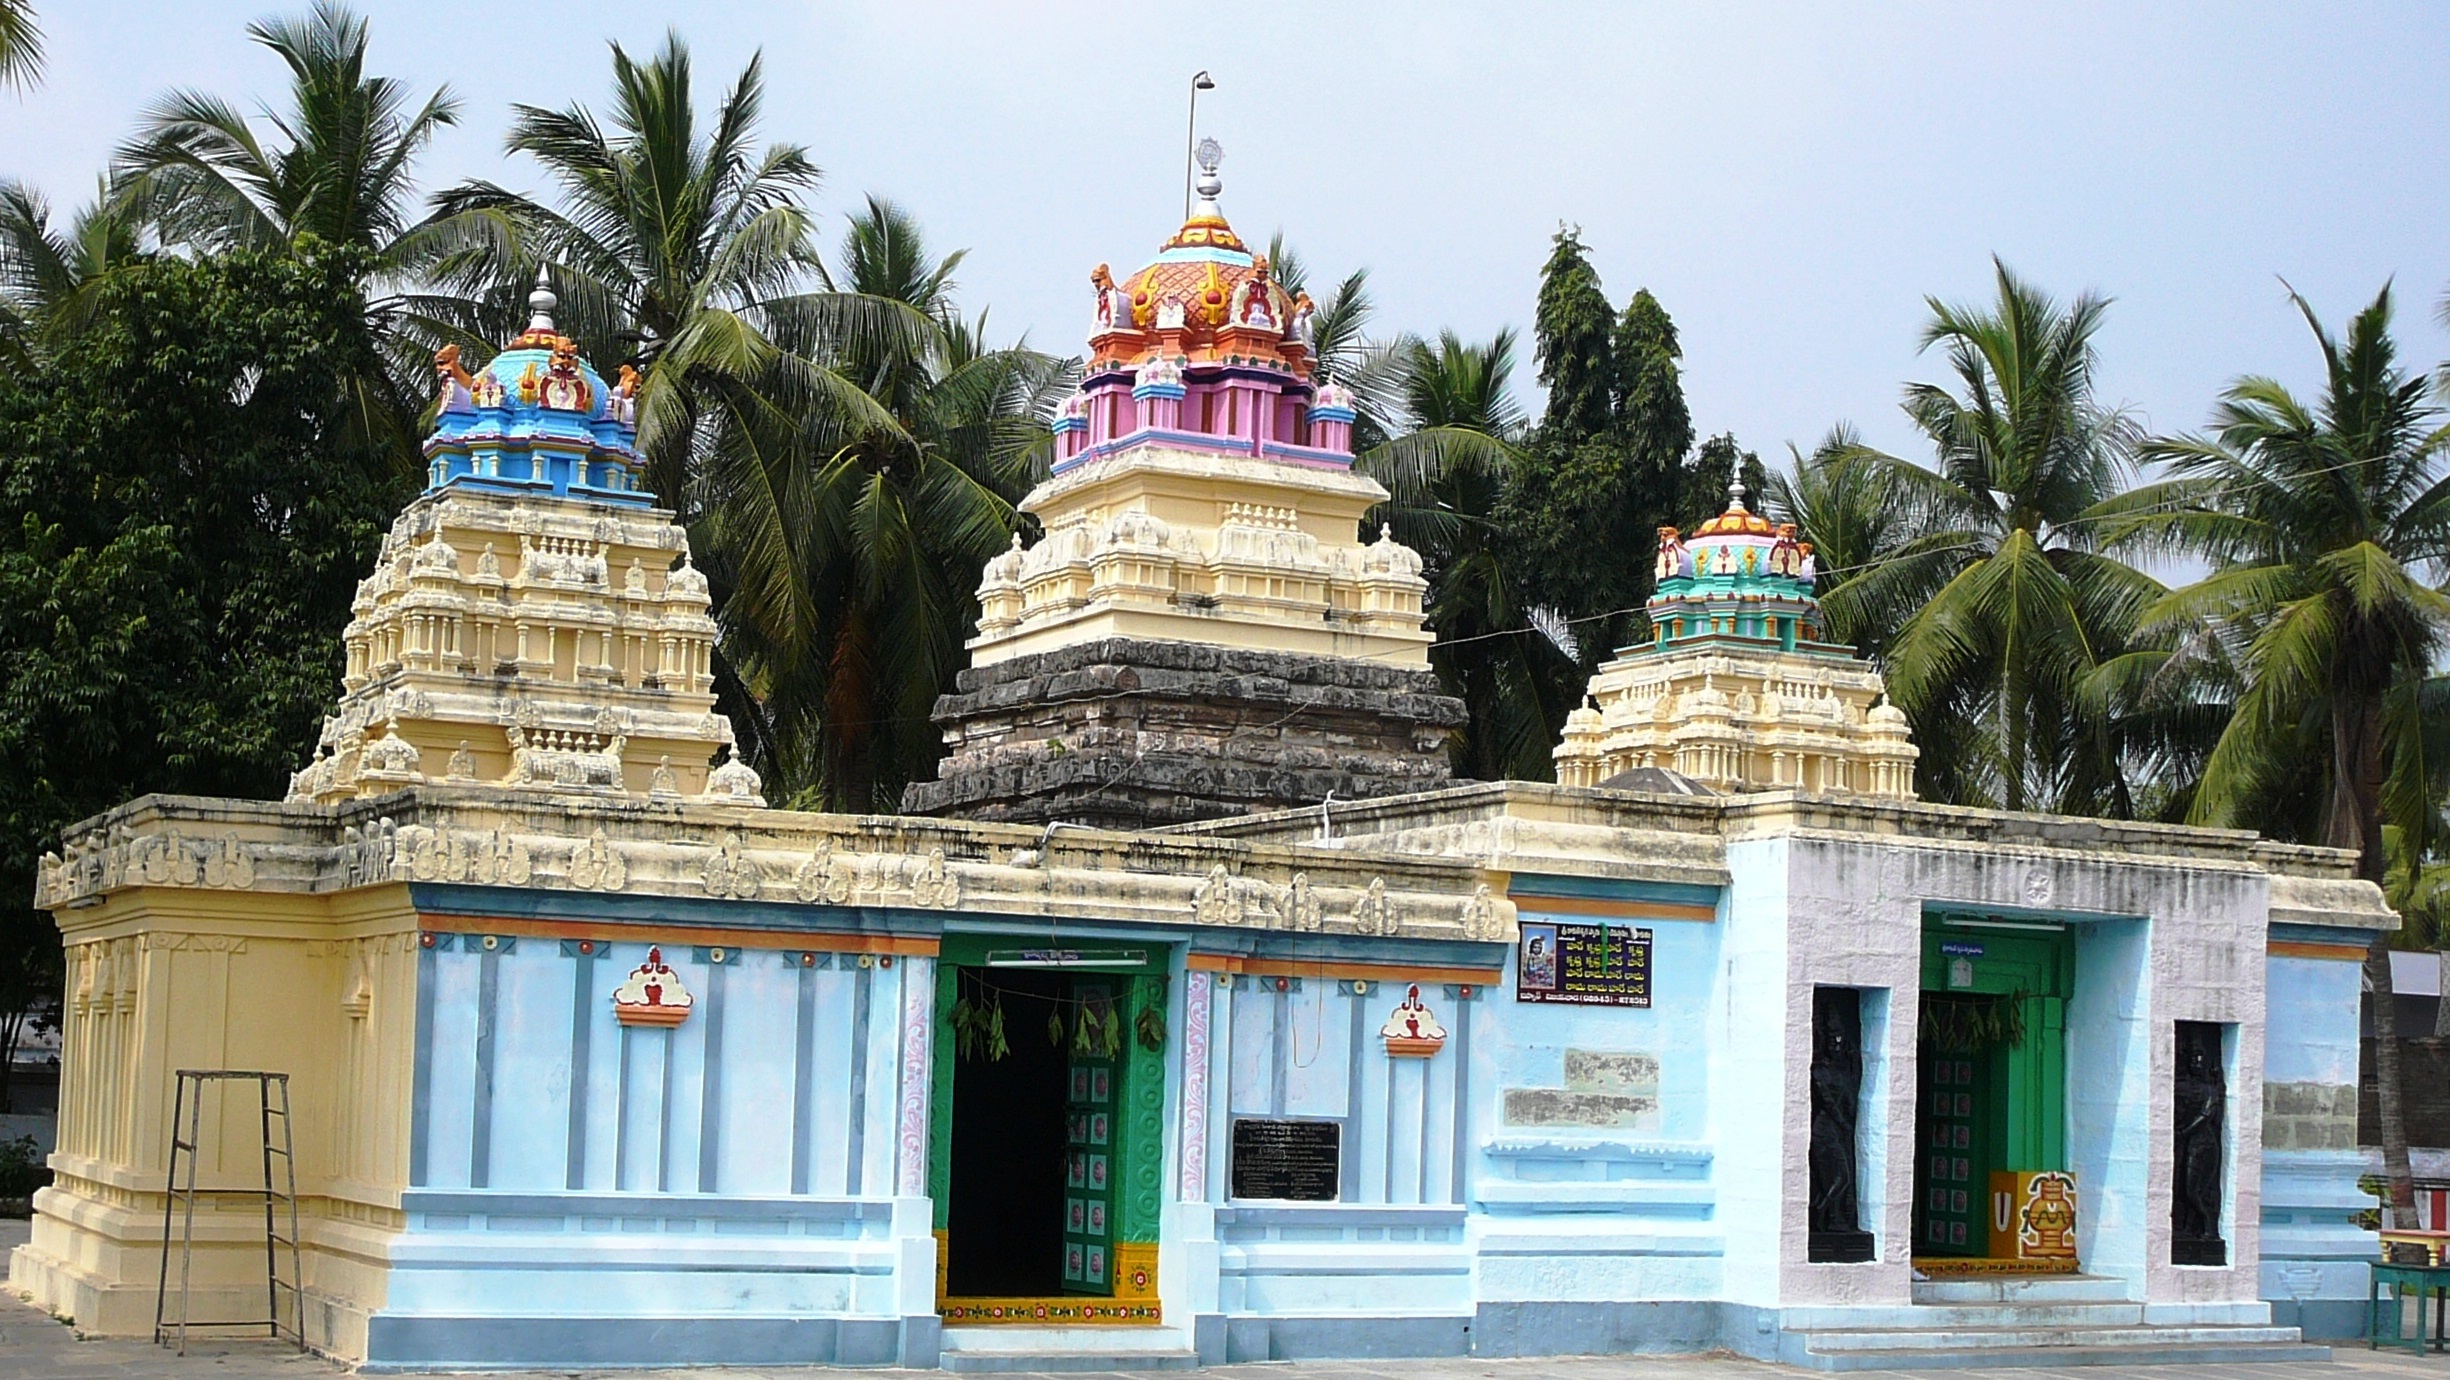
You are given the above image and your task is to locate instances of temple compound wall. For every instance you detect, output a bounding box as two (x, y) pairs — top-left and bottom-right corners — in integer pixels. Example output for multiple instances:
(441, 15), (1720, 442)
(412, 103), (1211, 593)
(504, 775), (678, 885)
(12, 781), (2391, 1367)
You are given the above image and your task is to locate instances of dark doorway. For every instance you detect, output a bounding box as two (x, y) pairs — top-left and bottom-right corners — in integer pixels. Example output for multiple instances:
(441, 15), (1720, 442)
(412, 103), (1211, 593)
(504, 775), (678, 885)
(945, 968), (1070, 1296)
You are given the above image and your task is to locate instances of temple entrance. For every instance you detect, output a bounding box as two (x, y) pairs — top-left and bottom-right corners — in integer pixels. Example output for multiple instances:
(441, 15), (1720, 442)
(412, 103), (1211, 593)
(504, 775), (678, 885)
(1913, 916), (2073, 1270)
(931, 938), (1168, 1323)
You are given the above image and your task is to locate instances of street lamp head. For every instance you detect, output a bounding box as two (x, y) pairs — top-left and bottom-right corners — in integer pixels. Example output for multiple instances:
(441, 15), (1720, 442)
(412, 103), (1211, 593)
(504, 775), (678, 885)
(1192, 71), (1215, 90)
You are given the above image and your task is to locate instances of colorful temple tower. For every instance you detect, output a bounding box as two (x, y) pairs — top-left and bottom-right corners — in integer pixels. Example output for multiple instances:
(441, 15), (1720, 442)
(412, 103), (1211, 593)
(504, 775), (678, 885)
(906, 143), (1464, 827)
(286, 273), (761, 809)
(1553, 482), (1917, 797)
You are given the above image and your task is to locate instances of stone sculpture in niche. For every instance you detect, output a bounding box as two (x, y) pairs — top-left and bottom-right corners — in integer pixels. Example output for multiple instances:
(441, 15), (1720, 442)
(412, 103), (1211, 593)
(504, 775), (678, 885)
(2171, 1020), (2228, 1264)
(1807, 986), (1873, 1262)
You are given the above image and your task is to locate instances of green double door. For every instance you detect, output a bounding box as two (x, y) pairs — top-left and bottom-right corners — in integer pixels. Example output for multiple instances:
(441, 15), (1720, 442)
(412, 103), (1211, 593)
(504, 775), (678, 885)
(1913, 920), (2070, 1257)
(1059, 980), (1120, 1293)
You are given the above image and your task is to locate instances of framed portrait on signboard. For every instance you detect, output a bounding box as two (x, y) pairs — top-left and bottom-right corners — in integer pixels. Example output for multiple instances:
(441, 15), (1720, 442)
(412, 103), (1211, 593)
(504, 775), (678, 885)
(1518, 923), (1561, 994)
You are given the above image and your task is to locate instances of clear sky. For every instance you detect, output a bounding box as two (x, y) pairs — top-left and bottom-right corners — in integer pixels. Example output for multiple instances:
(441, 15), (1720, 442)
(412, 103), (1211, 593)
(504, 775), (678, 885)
(6, 1), (2449, 474)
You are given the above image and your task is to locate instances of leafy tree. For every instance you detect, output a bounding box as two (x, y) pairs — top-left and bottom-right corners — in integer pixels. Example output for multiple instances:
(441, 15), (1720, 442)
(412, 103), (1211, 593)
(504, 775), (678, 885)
(0, 180), (147, 361)
(0, 243), (408, 1107)
(1614, 288), (1693, 503)
(1763, 427), (1919, 647)
(110, 2), (458, 470)
(1357, 330), (1579, 779)
(429, 39), (1052, 808)
(112, 3), (455, 263)
(1821, 260), (2154, 814)
(1530, 226), (1614, 442)
(2109, 283), (2450, 1223)
(1682, 432), (1769, 531)
(773, 198), (1069, 808)
(1264, 233), (1371, 388)
(0, 0), (40, 91)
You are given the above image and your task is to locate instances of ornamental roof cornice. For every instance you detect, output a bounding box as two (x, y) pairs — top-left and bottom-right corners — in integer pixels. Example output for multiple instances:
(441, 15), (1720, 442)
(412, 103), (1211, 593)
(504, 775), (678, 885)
(36, 790), (1515, 948)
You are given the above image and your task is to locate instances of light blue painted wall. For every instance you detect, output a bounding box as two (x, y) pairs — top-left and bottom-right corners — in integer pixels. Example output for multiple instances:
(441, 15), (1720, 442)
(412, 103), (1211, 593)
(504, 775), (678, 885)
(392, 932), (913, 1346)
(2065, 917), (2152, 1282)
(2258, 950), (2373, 1338)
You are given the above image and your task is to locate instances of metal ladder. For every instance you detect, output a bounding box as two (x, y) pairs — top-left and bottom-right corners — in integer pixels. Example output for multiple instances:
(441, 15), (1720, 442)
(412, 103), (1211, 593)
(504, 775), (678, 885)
(153, 1070), (304, 1353)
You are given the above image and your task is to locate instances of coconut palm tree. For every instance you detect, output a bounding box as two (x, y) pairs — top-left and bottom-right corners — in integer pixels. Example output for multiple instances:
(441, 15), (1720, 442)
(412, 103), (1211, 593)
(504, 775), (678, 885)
(1356, 329), (1580, 780)
(0, 180), (146, 360)
(1263, 235), (1372, 388)
(0, 1), (41, 91)
(428, 44), (1056, 808)
(110, 2), (456, 470)
(1818, 261), (2157, 814)
(756, 196), (1070, 809)
(112, 3), (453, 263)
(2106, 283), (2450, 1224)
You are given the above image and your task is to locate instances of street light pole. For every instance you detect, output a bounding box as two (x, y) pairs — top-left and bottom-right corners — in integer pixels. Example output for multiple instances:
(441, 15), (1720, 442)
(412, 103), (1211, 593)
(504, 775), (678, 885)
(1183, 71), (1214, 220)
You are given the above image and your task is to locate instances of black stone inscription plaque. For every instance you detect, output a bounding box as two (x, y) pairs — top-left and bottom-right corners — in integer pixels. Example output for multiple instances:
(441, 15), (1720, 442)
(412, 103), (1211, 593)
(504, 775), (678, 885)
(1231, 1118), (1340, 1202)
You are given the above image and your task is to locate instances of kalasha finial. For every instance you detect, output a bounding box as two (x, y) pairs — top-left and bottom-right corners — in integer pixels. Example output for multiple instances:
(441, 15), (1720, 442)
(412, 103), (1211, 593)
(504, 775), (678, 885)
(1193, 137), (1224, 212)
(527, 266), (558, 334)
(1726, 476), (1748, 513)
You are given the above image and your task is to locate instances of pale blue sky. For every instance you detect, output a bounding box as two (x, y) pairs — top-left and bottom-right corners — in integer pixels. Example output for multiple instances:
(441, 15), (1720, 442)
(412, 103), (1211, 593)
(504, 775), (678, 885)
(5, 1), (2448, 476)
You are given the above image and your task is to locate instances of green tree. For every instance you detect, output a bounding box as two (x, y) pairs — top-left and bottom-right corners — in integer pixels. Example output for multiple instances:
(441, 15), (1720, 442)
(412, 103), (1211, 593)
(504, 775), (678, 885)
(429, 40), (1052, 808)
(0, 180), (147, 360)
(1530, 226), (1614, 442)
(1264, 233), (1371, 388)
(1682, 432), (1769, 532)
(112, 3), (455, 261)
(1357, 329), (1580, 779)
(1822, 261), (2155, 814)
(0, 0), (41, 91)
(1614, 287), (1693, 503)
(0, 244), (408, 1107)
(110, 2), (458, 469)
(2111, 283), (2450, 1223)
(774, 198), (1069, 808)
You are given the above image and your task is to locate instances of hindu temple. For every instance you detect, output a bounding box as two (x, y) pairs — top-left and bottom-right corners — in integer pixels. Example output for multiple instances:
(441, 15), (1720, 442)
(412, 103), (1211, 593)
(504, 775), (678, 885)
(5, 147), (2393, 1372)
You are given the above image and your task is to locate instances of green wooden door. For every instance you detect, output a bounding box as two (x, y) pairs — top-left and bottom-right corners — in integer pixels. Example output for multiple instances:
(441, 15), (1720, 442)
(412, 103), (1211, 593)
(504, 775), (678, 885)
(1913, 918), (2072, 1257)
(1917, 1046), (1991, 1253)
(1060, 979), (1120, 1295)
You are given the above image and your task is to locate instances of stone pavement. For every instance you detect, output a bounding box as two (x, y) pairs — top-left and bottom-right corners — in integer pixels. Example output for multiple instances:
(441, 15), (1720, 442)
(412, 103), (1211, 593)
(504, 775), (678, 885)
(3, 1218), (2445, 1380)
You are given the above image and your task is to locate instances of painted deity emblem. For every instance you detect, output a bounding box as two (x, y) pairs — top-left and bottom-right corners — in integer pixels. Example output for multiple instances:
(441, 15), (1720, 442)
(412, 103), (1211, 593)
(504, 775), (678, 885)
(1380, 983), (1448, 1057)
(613, 946), (693, 1027)
(2021, 1172), (2079, 1260)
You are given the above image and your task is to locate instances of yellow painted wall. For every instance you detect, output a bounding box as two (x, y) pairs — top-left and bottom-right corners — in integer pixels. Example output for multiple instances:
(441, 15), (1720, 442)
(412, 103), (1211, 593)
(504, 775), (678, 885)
(10, 883), (417, 1357)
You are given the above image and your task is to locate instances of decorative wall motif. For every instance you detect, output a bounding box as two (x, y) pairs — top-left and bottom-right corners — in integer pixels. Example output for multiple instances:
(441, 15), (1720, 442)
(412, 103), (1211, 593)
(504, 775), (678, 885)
(896, 960), (934, 1195)
(1178, 972), (1213, 1200)
(1459, 882), (1502, 941)
(611, 946), (691, 1026)
(399, 824), (535, 886)
(567, 829), (629, 892)
(1352, 877), (1397, 936)
(1281, 873), (1322, 931)
(700, 834), (763, 900)
(40, 806), (1502, 945)
(1380, 984), (1447, 1057)
(339, 819), (397, 887)
(1193, 864), (1243, 926)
